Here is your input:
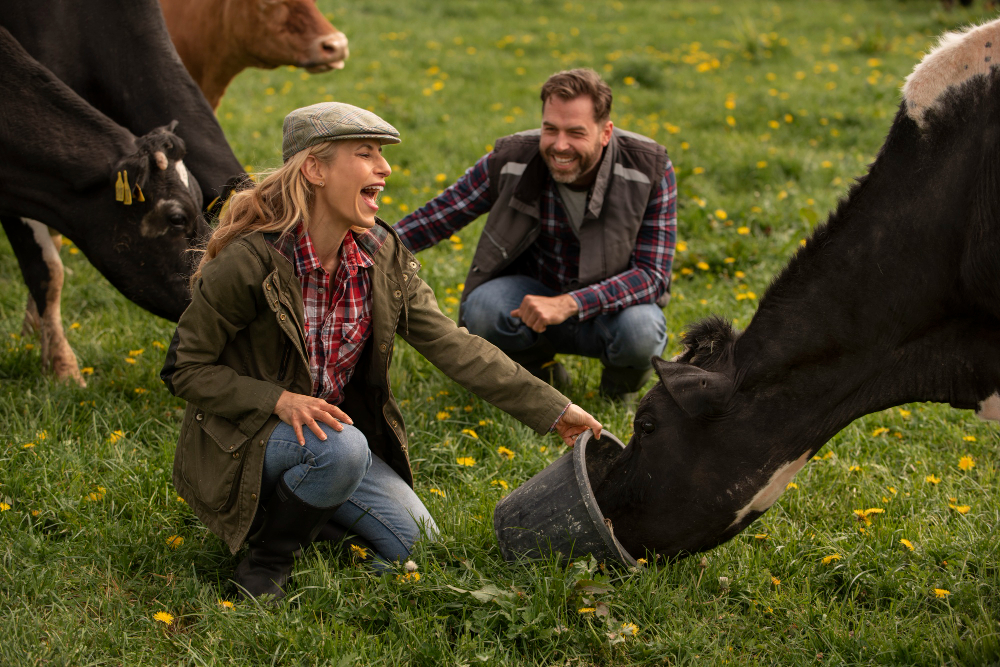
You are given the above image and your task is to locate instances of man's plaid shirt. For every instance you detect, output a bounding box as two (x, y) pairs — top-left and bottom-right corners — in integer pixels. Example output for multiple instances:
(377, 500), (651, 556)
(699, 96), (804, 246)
(394, 151), (676, 320)
(292, 225), (377, 404)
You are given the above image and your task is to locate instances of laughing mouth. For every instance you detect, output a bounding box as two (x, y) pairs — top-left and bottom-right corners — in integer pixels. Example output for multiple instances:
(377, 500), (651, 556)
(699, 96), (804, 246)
(360, 184), (383, 207)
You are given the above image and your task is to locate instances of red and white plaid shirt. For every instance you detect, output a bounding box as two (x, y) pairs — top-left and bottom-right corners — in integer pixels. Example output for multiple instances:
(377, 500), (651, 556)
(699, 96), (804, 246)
(292, 225), (374, 405)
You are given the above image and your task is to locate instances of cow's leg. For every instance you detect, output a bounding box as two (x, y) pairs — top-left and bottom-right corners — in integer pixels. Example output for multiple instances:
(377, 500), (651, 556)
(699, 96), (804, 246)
(22, 293), (41, 336)
(0, 216), (85, 386)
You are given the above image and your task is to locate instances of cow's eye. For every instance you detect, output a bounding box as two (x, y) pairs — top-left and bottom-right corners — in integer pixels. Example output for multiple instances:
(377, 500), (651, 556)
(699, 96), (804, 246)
(640, 420), (655, 434)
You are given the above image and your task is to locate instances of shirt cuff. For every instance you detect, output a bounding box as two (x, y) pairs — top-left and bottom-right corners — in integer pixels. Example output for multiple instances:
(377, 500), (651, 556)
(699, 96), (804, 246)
(568, 288), (601, 321)
(549, 401), (572, 433)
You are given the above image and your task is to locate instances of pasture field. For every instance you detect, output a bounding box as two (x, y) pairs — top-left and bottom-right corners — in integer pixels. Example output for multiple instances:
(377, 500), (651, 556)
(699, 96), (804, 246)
(3, 0), (1000, 664)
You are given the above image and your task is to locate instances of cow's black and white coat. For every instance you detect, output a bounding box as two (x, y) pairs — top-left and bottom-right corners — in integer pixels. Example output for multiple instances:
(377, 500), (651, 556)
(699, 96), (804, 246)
(592, 17), (1000, 560)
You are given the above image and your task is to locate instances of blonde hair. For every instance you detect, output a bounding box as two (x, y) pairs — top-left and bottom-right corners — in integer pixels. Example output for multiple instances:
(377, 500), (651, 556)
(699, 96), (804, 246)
(191, 141), (341, 284)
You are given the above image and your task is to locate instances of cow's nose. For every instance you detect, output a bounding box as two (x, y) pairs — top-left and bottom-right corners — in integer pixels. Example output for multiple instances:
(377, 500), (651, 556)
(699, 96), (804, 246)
(318, 32), (348, 63)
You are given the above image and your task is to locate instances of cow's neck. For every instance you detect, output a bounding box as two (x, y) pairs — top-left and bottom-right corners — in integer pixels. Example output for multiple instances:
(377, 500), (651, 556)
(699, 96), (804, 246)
(732, 108), (1000, 457)
(162, 0), (248, 109)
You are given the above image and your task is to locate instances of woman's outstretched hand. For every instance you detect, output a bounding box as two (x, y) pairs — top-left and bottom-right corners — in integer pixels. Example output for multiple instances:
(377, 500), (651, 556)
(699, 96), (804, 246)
(274, 391), (353, 445)
(554, 403), (602, 447)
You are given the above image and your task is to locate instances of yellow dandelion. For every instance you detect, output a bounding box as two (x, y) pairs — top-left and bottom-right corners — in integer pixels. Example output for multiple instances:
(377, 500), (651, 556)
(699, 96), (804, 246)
(871, 427), (889, 437)
(737, 226), (750, 235)
(949, 504), (971, 515)
(457, 456), (476, 467)
(218, 600), (234, 609)
(786, 482), (798, 490)
(771, 576), (781, 586)
(636, 558), (647, 566)
(676, 241), (688, 252)
(578, 607), (596, 614)
(497, 446), (515, 460)
(435, 173), (447, 183)
(396, 572), (421, 583)
(692, 167), (705, 175)
(462, 428), (479, 439)
(134, 388), (147, 394)
(821, 160), (833, 168)
(107, 430), (124, 444)
(958, 456), (975, 471)
(933, 588), (950, 598)
(0, 503), (10, 512)
(435, 411), (451, 421)
(726, 115), (736, 127)
(165, 535), (184, 549)
(696, 261), (710, 271)
(848, 465), (862, 472)
(899, 409), (911, 417)
(491, 479), (510, 490)
(757, 161), (768, 168)
(153, 611), (174, 625)
(80, 367), (94, 375)
(350, 543), (369, 560)
(22, 443), (35, 449)
(429, 488), (446, 498)
(620, 622), (639, 636)
(900, 539), (914, 551)
(926, 474), (941, 484)
(151, 341), (165, 350)
(962, 435), (976, 442)
(124, 357), (137, 364)
(821, 554), (841, 565)
(724, 257), (735, 264)
(623, 76), (636, 86)
(714, 209), (727, 220)
(129, 349), (144, 356)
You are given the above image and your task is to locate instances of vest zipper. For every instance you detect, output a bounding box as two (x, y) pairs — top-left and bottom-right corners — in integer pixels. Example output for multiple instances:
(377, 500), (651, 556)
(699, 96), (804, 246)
(482, 229), (509, 259)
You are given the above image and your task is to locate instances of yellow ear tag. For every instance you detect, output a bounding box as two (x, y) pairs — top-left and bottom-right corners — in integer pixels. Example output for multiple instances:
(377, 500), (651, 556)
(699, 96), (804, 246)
(115, 171), (124, 202)
(135, 184), (145, 202)
(122, 170), (132, 205)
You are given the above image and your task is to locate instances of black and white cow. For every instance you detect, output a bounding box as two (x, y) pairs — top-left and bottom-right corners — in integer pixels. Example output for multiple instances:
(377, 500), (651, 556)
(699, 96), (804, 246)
(0, 27), (206, 384)
(0, 0), (244, 384)
(593, 18), (1000, 560)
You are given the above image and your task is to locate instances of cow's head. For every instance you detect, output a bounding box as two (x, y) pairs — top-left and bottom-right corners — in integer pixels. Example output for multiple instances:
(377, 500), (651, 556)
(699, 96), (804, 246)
(593, 316), (791, 559)
(246, 0), (348, 72)
(99, 121), (208, 320)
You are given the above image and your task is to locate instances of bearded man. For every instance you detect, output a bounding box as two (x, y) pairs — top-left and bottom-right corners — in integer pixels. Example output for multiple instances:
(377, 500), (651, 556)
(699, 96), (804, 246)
(394, 68), (677, 400)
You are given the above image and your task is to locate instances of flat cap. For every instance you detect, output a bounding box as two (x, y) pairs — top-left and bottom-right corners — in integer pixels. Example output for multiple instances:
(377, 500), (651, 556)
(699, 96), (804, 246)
(281, 102), (400, 162)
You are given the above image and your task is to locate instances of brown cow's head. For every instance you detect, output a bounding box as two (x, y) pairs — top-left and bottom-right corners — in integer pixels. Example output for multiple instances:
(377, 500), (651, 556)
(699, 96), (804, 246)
(247, 0), (348, 72)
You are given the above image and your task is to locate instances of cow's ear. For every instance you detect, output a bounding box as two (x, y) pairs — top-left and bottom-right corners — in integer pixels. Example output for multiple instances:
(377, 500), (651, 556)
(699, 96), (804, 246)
(652, 356), (732, 417)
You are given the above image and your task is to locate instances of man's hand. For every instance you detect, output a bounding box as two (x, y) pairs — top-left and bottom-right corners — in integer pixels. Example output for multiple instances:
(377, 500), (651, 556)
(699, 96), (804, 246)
(511, 294), (579, 333)
(274, 391), (353, 445)
(554, 403), (603, 447)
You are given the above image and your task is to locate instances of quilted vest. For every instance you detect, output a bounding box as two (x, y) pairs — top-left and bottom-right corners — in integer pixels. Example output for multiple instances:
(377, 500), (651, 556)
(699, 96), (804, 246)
(460, 127), (669, 321)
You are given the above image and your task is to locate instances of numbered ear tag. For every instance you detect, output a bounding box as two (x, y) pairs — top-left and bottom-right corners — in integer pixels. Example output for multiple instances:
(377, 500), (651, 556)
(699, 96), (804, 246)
(122, 170), (132, 205)
(135, 185), (145, 202)
(115, 171), (125, 202)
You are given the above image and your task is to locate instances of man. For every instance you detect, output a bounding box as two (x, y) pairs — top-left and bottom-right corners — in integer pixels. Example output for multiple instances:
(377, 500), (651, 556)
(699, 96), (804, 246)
(394, 68), (676, 400)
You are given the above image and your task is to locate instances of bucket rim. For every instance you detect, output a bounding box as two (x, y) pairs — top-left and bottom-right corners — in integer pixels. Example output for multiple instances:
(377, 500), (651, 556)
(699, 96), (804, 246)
(572, 430), (639, 566)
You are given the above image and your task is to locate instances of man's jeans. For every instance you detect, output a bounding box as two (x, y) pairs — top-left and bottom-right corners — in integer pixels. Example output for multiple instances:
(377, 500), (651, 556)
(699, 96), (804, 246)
(462, 275), (668, 370)
(262, 421), (438, 564)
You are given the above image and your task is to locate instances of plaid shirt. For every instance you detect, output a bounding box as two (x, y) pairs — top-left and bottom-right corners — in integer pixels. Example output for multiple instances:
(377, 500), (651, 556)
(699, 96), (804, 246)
(292, 225), (375, 404)
(394, 151), (677, 320)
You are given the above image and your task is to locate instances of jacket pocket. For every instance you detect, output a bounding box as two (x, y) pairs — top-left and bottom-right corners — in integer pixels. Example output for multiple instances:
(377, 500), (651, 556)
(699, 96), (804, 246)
(179, 409), (250, 513)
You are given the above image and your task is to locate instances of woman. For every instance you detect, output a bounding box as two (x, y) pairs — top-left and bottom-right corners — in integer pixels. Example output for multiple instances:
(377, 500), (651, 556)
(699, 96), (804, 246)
(161, 102), (602, 601)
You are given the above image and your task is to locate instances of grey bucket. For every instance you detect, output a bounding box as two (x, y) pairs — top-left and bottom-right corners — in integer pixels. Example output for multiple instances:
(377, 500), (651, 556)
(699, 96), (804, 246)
(493, 430), (637, 566)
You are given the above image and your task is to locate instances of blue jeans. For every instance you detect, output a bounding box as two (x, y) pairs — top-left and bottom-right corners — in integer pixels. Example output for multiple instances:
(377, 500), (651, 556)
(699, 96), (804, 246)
(462, 275), (667, 369)
(262, 421), (437, 564)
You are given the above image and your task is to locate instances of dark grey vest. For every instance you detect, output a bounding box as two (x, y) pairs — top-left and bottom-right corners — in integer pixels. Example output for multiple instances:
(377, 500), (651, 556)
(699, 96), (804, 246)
(461, 127), (669, 320)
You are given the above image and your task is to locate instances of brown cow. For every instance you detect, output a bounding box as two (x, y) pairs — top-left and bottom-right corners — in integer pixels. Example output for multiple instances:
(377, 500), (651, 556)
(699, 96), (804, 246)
(160, 0), (349, 109)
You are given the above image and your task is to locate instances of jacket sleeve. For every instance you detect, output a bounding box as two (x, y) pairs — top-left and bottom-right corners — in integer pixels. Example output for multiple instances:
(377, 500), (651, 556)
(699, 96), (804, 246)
(398, 272), (569, 435)
(162, 241), (285, 437)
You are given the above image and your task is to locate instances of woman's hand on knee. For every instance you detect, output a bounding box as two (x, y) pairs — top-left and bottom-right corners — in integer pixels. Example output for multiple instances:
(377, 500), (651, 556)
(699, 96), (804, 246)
(274, 391), (354, 445)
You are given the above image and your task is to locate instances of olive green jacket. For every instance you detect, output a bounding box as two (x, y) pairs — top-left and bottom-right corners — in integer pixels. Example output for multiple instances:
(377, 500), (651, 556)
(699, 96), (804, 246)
(161, 220), (569, 554)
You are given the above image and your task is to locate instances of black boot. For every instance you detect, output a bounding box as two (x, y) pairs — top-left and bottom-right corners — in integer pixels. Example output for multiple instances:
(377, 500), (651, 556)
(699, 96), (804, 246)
(599, 365), (653, 402)
(507, 337), (570, 388)
(233, 478), (340, 602)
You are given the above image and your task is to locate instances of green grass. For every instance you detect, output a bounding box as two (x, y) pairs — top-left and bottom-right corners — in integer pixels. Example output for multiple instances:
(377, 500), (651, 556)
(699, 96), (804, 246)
(3, 0), (1000, 664)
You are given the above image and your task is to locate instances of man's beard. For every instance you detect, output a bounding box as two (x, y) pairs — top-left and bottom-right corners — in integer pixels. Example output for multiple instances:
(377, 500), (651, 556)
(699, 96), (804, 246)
(542, 141), (602, 184)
